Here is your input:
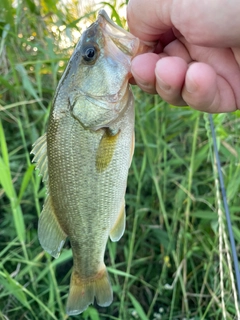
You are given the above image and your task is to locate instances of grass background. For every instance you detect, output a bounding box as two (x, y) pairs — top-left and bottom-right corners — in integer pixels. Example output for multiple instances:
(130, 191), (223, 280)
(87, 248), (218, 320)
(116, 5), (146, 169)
(1, 0), (240, 319)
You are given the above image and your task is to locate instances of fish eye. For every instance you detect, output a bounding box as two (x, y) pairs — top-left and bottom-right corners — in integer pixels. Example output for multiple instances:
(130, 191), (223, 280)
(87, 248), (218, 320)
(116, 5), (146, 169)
(83, 46), (97, 62)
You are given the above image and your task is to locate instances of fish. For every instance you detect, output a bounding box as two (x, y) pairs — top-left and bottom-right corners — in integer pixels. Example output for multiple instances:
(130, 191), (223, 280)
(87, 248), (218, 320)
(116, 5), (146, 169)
(31, 9), (148, 316)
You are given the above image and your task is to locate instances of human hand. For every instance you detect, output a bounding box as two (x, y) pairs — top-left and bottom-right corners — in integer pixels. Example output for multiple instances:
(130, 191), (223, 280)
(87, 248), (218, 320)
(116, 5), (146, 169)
(127, 0), (240, 112)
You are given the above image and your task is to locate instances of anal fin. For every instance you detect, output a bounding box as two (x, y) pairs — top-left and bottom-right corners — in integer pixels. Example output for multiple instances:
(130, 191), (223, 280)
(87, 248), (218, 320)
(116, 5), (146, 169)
(38, 195), (67, 258)
(110, 201), (126, 242)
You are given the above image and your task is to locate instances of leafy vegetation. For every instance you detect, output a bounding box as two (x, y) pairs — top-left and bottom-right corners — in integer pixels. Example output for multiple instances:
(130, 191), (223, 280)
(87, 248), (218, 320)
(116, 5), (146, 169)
(1, 1), (240, 319)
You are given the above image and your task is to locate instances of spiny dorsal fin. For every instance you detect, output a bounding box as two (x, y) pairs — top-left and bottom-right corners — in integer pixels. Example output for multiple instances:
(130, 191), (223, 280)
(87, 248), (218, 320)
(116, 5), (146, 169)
(96, 130), (120, 173)
(38, 195), (67, 258)
(31, 133), (48, 182)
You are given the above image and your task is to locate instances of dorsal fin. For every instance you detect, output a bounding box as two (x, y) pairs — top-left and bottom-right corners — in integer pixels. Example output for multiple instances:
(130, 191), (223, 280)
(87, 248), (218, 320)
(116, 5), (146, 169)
(31, 134), (67, 258)
(31, 133), (48, 182)
(38, 195), (67, 258)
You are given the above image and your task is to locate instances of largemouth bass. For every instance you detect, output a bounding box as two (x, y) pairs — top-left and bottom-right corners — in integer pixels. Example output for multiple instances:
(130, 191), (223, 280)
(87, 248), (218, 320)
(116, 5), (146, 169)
(31, 9), (147, 315)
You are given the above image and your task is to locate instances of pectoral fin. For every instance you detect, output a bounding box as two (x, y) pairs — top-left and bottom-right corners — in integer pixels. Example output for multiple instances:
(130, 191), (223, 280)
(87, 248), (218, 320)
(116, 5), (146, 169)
(38, 195), (67, 258)
(110, 201), (125, 242)
(96, 129), (120, 173)
(31, 133), (48, 182)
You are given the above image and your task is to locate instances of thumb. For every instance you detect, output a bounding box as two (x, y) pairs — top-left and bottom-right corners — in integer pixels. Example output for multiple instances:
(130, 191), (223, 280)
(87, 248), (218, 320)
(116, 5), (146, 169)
(127, 0), (172, 42)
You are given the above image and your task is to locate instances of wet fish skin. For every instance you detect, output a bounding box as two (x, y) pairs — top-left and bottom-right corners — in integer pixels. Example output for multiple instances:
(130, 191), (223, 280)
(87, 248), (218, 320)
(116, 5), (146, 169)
(31, 10), (147, 315)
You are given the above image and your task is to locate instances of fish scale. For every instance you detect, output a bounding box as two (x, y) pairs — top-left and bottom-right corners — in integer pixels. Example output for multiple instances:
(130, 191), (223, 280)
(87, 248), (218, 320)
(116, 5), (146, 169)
(31, 9), (149, 315)
(48, 110), (132, 276)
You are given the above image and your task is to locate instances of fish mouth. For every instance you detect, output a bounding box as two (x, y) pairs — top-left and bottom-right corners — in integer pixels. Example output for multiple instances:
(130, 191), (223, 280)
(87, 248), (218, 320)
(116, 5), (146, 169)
(98, 9), (145, 59)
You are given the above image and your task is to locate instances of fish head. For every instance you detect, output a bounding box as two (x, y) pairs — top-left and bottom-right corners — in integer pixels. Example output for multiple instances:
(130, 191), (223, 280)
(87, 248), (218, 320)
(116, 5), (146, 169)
(63, 10), (147, 130)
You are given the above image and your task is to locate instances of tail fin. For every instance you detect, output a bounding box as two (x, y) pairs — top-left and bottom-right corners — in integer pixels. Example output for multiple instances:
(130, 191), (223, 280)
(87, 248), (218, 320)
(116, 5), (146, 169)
(66, 265), (113, 315)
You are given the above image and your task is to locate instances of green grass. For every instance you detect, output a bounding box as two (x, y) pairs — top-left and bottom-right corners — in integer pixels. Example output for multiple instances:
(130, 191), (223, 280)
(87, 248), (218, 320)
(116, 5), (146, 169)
(1, 0), (240, 319)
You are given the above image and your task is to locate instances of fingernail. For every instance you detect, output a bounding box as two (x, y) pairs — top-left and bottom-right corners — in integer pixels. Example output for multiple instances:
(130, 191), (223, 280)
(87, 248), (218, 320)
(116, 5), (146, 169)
(131, 71), (153, 90)
(156, 76), (171, 91)
(185, 77), (197, 93)
(135, 80), (153, 91)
